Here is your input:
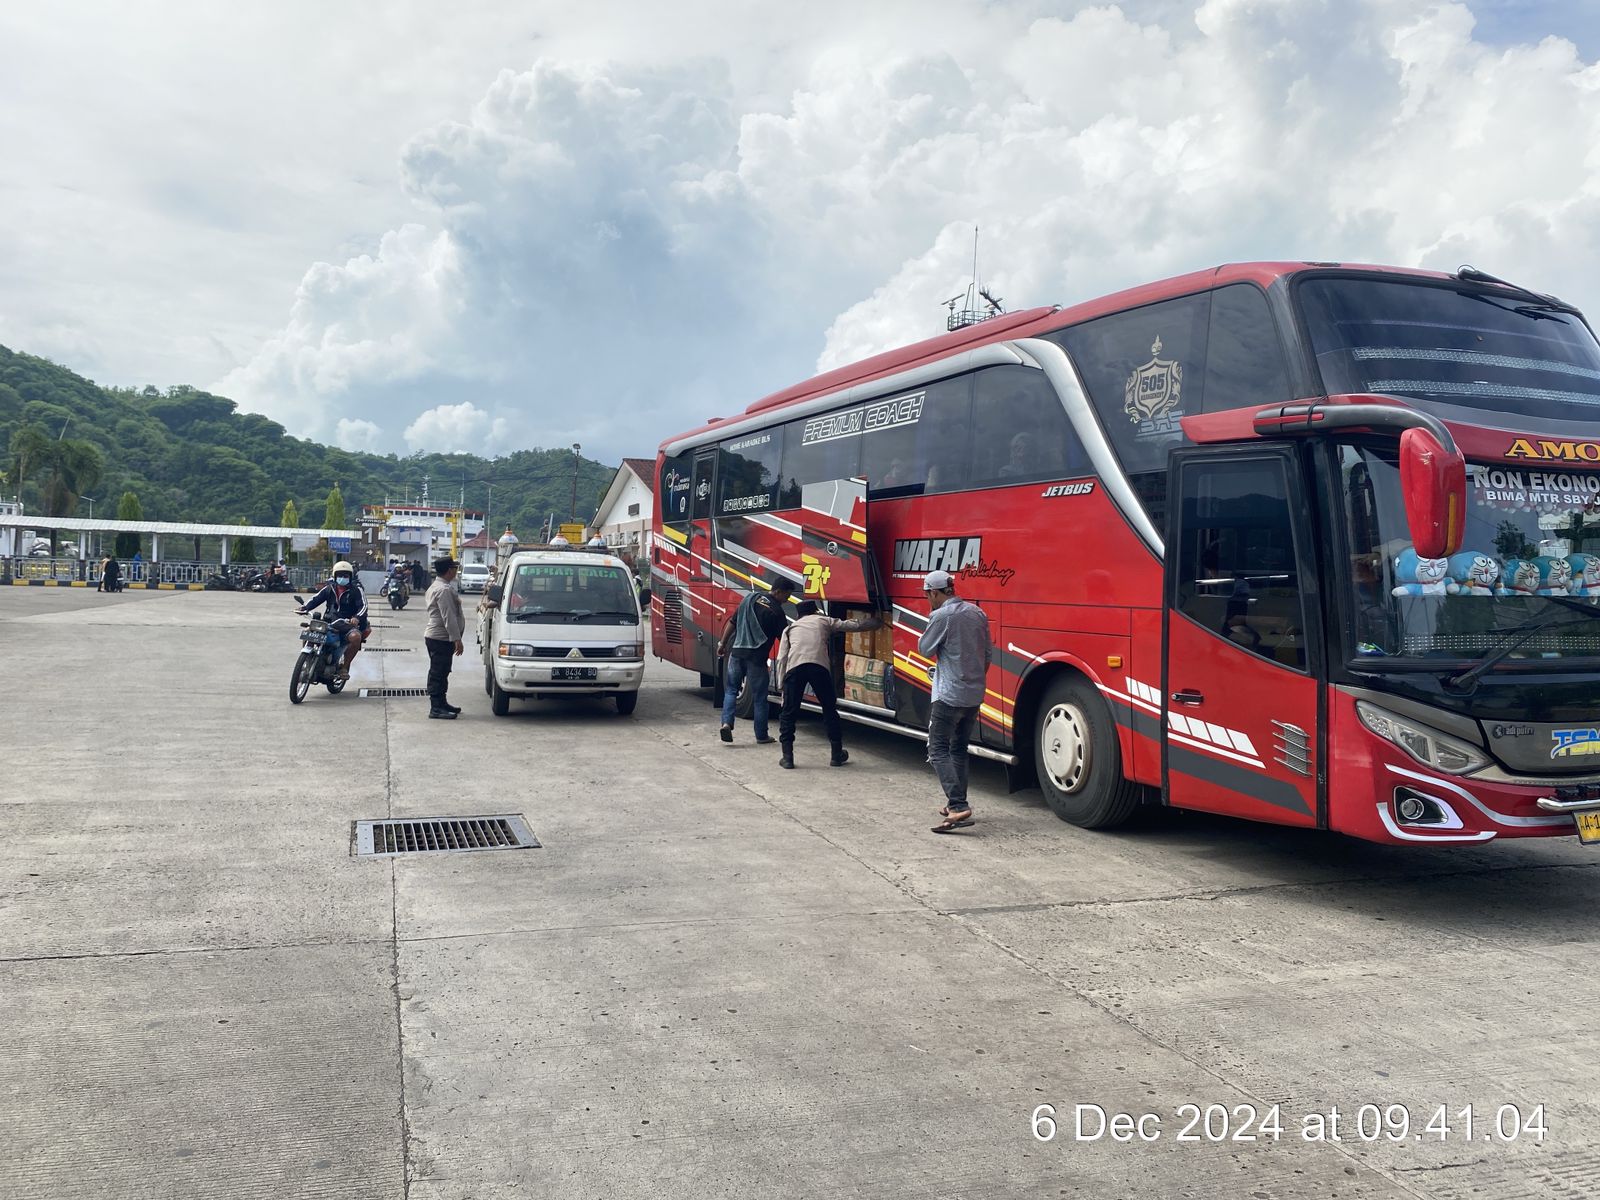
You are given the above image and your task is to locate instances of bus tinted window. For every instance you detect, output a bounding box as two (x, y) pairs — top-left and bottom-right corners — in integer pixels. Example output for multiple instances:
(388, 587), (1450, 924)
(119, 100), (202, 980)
(778, 406), (864, 507)
(1299, 277), (1600, 421)
(691, 452), (715, 521)
(1050, 292), (1210, 475)
(1174, 456), (1307, 670)
(970, 365), (1086, 486)
(660, 453), (693, 529)
(860, 377), (973, 496)
(718, 429), (783, 516)
(1205, 284), (1291, 412)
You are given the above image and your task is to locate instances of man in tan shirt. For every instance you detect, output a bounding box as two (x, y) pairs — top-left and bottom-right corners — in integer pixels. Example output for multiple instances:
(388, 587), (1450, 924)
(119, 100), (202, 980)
(774, 600), (884, 768)
(424, 557), (466, 719)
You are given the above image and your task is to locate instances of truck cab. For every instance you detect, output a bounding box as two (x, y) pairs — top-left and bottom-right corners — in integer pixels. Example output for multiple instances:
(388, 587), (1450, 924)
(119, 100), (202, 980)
(480, 547), (646, 716)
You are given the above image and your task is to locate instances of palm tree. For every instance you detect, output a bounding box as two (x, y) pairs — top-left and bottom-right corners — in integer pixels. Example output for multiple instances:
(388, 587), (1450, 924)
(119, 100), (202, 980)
(39, 439), (105, 553)
(7, 422), (51, 503)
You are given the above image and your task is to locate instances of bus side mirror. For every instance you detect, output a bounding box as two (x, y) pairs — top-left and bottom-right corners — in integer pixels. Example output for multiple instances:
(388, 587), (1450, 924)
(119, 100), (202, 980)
(486, 583), (503, 605)
(1399, 427), (1466, 560)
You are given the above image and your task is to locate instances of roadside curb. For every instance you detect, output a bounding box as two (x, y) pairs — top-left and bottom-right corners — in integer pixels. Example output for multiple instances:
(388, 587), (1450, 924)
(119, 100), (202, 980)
(7, 580), (204, 589)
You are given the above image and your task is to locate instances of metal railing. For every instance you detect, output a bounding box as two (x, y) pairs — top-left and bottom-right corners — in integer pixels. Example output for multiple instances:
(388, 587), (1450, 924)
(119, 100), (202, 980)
(3, 558), (325, 588)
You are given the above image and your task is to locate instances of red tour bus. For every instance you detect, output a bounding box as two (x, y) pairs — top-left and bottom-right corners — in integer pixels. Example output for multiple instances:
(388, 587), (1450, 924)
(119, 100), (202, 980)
(649, 262), (1600, 846)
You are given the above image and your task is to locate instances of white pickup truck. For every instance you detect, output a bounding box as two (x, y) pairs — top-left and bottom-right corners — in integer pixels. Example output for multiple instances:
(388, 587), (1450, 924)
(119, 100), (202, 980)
(480, 547), (645, 716)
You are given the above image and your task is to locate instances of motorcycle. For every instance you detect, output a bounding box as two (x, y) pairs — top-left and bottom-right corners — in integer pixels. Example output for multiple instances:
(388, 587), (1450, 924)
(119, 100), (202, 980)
(264, 573), (294, 594)
(381, 575), (410, 609)
(241, 569), (268, 593)
(290, 597), (354, 703)
(204, 569), (239, 591)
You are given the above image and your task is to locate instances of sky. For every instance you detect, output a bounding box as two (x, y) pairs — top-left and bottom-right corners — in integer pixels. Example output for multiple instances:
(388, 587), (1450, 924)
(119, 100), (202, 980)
(3, 0), (1599, 464)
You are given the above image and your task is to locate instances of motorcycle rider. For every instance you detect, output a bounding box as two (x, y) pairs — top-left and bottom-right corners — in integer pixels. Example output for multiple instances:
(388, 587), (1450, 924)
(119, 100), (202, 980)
(296, 560), (370, 681)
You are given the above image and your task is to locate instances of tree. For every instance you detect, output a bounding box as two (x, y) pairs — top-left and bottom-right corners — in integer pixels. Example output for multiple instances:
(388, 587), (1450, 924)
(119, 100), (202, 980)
(324, 482), (345, 530)
(281, 498), (299, 527)
(7, 421), (51, 502)
(115, 491), (142, 558)
(41, 438), (104, 518)
(231, 519), (257, 564)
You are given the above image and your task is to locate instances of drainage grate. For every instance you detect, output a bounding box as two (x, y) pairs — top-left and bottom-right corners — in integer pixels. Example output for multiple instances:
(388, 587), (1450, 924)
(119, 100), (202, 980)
(353, 815), (539, 856)
(358, 687), (431, 698)
(363, 647), (414, 652)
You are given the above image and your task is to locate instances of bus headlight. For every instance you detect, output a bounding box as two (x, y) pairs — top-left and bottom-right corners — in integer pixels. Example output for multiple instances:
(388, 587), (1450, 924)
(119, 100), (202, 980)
(1356, 701), (1488, 776)
(498, 643), (535, 658)
(614, 643), (644, 658)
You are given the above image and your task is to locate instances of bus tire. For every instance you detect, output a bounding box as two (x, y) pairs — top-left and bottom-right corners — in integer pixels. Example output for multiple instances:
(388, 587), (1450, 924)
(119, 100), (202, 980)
(1033, 675), (1141, 829)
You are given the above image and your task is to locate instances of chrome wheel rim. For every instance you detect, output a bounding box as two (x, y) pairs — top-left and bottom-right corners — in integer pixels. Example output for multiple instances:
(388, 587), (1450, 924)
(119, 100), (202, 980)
(1041, 702), (1090, 793)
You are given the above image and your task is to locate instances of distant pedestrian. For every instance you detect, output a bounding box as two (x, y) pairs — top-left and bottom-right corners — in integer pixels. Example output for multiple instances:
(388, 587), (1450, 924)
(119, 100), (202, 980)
(97, 556), (109, 592)
(717, 577), (795, 745)
(132, 551), (142, 582)
(774, 600), (883, 768)
(424, 557), (465, 720)
(410, 559), (426, 590)
(103, 557), (121, 594)
(920, 569), (992, 833)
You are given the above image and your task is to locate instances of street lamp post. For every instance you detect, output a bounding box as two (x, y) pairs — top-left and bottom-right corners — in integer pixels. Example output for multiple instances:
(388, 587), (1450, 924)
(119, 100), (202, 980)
(82, 497), (95, 560)
(569, 443), (582, 529)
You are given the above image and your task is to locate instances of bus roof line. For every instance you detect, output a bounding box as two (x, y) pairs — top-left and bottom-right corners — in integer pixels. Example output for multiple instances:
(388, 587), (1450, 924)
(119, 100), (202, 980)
(660, 343), (1028, 457)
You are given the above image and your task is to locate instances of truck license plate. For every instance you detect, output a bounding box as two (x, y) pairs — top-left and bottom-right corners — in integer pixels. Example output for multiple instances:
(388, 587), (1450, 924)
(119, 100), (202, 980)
(1574, 810), (1600, 846)
(552, 667), (598, 681)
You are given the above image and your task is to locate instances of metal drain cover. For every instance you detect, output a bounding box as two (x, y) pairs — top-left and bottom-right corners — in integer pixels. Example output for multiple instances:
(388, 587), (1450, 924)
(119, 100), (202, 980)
(363, 647), (414, 652)
(358, 687), (430, 698)
(354, 815), (539, 857)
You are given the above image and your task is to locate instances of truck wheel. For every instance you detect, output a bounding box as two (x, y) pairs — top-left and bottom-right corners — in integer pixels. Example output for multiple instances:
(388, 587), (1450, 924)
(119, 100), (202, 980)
(616, 691), (638, 715)
(1033, 675), (1142, 829)
(484, 665), (493, 697)
(491, 677), (510, 717)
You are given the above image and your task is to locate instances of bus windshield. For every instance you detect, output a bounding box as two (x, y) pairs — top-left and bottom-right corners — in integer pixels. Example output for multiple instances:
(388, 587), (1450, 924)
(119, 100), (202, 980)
(1299, 277), (1600, 423)
(504, 562), (638, 622)
(1338, 444), (1600, 665)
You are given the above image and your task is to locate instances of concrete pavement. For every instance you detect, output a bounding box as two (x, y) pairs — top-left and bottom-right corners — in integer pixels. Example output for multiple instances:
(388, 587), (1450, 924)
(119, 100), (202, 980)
(2, 587), (1597, 1198)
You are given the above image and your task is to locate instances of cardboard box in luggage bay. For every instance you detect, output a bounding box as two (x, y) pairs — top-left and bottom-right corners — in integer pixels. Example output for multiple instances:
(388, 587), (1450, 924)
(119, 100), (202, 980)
(843, 652), (894, 706)
(844, 615), (895, 661)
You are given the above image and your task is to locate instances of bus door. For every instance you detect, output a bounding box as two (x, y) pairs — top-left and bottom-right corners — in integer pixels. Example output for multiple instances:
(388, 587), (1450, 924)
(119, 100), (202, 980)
(1162, 448), (1322, 828)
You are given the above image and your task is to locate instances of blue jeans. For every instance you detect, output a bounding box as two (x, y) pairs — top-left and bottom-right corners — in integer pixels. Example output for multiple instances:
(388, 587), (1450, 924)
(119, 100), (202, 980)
(928, 701), (980, 808)
(721, 654), (771, 739)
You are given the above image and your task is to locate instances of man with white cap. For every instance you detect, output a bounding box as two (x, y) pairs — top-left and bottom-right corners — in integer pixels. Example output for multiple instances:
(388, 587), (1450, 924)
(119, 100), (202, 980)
(919, 569), (992, 833)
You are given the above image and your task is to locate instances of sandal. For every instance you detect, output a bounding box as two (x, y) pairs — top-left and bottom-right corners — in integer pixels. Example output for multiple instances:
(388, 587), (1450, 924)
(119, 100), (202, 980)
(932, 812), (975, 833)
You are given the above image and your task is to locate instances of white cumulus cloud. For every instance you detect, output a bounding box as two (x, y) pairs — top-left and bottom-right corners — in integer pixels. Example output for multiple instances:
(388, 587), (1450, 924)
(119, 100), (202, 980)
(403, 402), (507, 454)
(334, 417), (383, 452)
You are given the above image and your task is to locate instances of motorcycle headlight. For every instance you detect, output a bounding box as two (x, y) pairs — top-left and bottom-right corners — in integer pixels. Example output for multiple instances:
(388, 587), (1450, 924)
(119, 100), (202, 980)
(498, 643), (535, 658)
(614, 643), (644, 658)
(1356, 701), (1489, 776)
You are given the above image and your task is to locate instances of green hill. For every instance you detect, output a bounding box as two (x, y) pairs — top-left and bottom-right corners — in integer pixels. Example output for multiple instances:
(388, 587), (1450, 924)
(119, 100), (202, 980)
(0, 344), (620, 542)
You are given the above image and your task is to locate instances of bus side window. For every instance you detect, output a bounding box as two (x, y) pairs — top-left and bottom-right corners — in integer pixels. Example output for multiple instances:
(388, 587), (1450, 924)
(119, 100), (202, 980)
(778, 414), (862, 508)
(969, 365), (1087, 487)
(861, 375), (972, 496)
(1175, 457), (1307, 671)
(1205, 284), (1292, 411)
(661, 453), (694, 530)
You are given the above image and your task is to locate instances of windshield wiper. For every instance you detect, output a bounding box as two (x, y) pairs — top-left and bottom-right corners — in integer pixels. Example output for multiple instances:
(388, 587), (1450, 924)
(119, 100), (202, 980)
(1445, 602), (1600, 691)
(1454, 265), (1578, 315)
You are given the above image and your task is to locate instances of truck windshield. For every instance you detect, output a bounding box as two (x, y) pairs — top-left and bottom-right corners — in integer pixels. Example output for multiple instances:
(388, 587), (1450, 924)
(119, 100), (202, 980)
(504, 563), (637, 621)
(1338, 444), (1600, 666)
(1299, 278), (1600, 423)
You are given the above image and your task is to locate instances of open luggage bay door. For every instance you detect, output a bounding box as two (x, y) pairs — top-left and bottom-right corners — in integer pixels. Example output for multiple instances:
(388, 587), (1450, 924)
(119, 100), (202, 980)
(714, 476), (883, 604)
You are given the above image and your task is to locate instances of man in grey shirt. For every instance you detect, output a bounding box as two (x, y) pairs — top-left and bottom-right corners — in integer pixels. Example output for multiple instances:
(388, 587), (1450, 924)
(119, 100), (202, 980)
(424, 557), (466, 720)
(919, 569), (992, 832)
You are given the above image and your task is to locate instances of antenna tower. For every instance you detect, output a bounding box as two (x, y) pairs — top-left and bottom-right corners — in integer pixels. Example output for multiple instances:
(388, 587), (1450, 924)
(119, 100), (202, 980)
(943, 225), (1006, 331)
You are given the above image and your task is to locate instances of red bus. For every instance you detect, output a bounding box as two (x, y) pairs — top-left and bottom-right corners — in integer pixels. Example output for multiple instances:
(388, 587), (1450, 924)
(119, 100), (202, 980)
(649, 262), (1600, 845)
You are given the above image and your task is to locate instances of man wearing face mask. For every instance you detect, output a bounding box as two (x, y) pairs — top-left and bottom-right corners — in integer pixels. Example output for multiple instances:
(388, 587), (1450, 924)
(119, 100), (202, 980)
(297, 560), (371, 681)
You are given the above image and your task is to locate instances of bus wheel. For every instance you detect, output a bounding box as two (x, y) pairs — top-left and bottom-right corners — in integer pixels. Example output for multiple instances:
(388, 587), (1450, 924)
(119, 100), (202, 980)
(1033, 676), (1141, 829)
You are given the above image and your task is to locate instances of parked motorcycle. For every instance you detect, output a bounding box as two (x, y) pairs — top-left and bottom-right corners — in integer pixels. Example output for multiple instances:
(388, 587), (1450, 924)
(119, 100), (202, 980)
(290, 597), (353, 703)
(241, 569), (268, 592)
(204, 569), (239, 591)
(264, 574), (294, 594)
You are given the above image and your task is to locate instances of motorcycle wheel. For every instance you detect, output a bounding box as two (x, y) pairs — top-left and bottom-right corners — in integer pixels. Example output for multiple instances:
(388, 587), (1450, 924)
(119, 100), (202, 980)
(289, 654), (313, 704)
(327, 675), (347, 695)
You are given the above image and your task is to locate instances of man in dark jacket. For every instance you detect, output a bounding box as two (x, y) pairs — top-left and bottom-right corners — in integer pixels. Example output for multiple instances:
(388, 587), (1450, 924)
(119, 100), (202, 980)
(296, 561), (371, 681)
(717, 577), (795, 745)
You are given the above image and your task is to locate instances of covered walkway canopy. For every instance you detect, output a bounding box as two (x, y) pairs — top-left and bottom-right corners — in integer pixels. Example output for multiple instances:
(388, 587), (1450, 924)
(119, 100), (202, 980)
(0, 514), (358, 564)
